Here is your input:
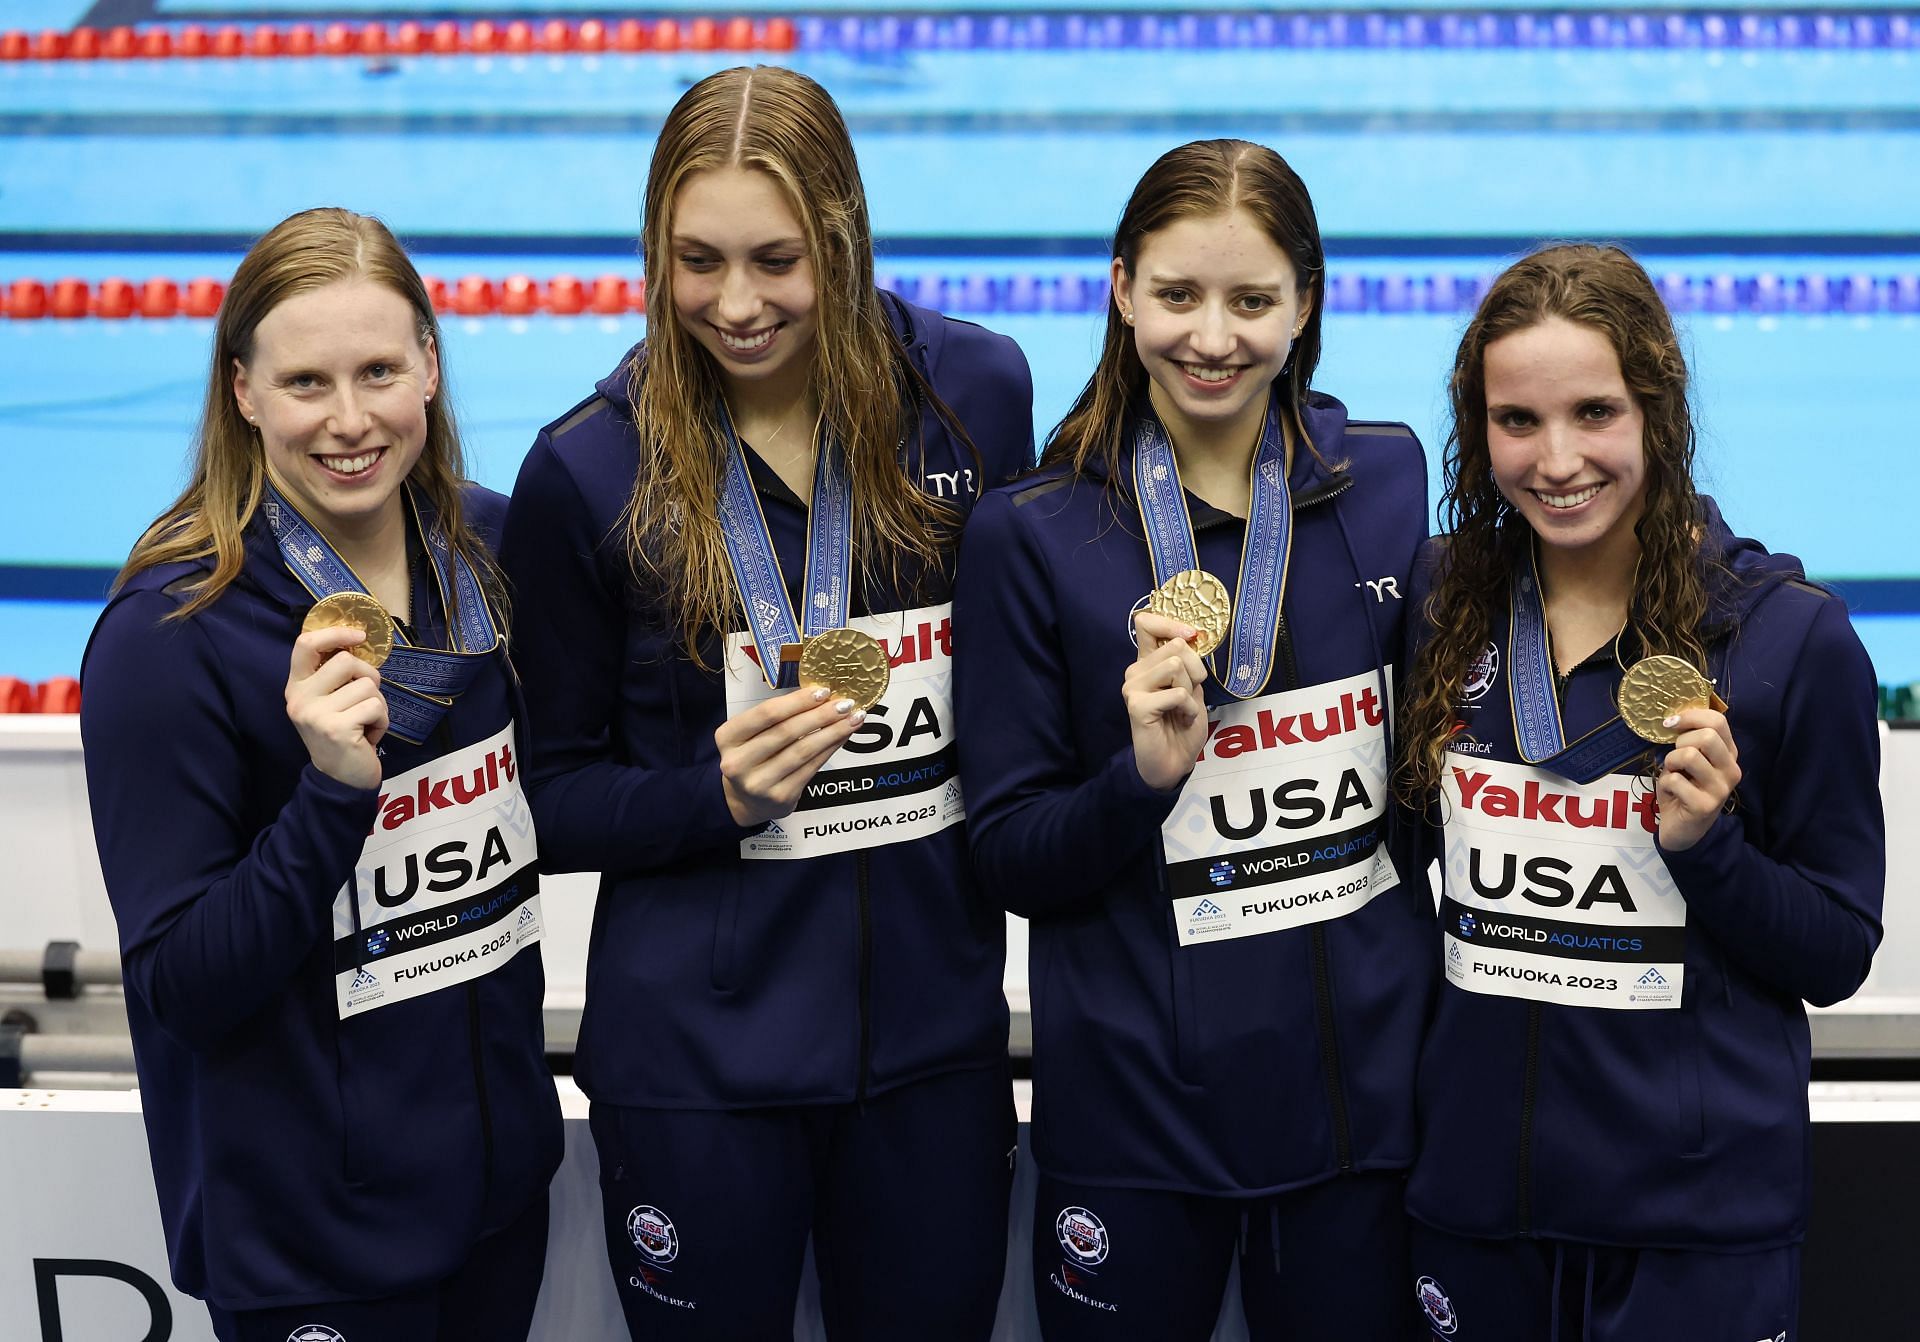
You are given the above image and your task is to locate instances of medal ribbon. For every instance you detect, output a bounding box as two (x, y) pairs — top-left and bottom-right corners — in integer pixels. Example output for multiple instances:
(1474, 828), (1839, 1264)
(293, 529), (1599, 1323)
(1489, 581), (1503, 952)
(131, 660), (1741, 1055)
(715, 401), (852, 690)
(1132, 397), (1292, 700)
(264, 484), (501, 744)
(1506, 547), (1649, 784)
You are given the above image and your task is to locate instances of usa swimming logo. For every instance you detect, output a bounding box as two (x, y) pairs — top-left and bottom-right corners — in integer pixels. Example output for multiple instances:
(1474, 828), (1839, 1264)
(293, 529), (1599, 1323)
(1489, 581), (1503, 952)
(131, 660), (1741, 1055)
(1414, 1276), (1458, 1334)
(286, 1328), (345, 1342)
(1207, 860), (1235, 888)
(628, 1205), (679, 1265)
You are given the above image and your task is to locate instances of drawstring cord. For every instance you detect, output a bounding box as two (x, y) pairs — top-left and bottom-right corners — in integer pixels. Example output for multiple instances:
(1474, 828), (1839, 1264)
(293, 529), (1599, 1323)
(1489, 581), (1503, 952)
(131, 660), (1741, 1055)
(1549, 1242), (1566, 1342)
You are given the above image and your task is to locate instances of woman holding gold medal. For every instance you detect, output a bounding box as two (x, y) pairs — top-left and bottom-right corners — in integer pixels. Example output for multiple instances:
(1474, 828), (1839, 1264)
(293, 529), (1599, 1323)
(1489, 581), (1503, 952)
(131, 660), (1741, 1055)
(1396, 245), (1884, 1340)
(500, 68), (1032, 1339)
(956, 140), (1434, 1339)
(80, 209), (562, 1341)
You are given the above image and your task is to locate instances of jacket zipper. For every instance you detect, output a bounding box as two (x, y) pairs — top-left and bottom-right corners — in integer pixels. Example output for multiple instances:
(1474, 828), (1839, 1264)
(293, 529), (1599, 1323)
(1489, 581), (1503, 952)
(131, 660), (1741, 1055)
(1517, 1001), (1541, 1233)
(855, 849), (874, 1104)
(469, 980), (495, 1196)
(1275, 476), (1356, 1169)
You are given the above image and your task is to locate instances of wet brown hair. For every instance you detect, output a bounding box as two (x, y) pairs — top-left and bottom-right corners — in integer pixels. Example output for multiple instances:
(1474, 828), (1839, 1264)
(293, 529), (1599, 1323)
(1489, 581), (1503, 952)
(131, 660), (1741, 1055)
(117, 207), (501, 625)
(1398, 243), (1709, 801)
(624, 65), (974, 661)
(1041, 138), (1326, 480)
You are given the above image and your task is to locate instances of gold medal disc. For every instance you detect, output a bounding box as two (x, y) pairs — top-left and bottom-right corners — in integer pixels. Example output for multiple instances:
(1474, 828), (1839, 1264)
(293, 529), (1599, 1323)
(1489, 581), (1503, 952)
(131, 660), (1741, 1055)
(798, 628), (891, 712)
(1144, 569), (1233, 656)
(302, 591), (395, 669)
(1617, 654), (1715, 743)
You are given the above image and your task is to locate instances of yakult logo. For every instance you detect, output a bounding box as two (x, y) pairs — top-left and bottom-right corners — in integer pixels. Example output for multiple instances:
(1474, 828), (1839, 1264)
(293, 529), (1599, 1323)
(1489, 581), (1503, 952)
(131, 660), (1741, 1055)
(1451, 766), (1659, 834)
(1196, 687), (1385, 765)
(370, 743), (516, 834)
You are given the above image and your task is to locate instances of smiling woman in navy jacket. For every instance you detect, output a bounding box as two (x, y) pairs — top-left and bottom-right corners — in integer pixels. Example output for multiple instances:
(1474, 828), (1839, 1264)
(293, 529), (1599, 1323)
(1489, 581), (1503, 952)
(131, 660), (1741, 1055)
(79, 208), (562, 1342)
(1395, 244), (1883, 1341)
(499, 67), (1032, 1341)
(956, 139), (1434, 1341)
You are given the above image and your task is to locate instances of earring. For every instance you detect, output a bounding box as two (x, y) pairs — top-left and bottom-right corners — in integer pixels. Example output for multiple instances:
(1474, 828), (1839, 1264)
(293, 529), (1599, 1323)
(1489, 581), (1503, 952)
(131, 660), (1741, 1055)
(1122, 311), (1135, 326)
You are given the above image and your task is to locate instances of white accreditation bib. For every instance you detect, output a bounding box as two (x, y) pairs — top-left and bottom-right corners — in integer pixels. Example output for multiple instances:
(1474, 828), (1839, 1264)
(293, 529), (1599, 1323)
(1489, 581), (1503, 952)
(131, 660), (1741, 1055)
(1440, 754), (1686, 1009)
(332, 722), (543, 1018)
(1163, 668), (1399, 946)
(725, 602), (965, 860)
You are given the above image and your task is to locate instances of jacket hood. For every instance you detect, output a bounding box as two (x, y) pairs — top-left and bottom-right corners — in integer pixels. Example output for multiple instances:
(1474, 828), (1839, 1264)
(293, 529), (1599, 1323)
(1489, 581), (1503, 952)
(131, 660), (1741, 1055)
(1699, 494), (1810, 631)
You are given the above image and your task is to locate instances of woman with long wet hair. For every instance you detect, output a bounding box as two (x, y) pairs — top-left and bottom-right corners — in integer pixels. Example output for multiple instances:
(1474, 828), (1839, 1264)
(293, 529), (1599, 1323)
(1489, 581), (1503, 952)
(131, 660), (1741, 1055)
(956, 139), (1434, 1341)
(82, 207), (561, 1342)
(1398, 244), (1883, 1341)
(500, 66), (1033, 1340)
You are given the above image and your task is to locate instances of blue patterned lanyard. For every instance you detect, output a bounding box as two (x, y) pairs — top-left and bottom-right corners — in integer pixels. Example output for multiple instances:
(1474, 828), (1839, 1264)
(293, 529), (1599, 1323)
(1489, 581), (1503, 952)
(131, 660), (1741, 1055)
(714, 401), (852, 689)
(1132, 396), (1293, 700)
(264, 483), (500, 744)
(1506, 547), (1649, 784)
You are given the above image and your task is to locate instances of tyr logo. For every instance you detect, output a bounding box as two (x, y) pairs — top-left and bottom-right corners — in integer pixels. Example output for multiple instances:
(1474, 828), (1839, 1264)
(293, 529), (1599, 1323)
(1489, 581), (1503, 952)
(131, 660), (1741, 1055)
(1355, 576), (1402, 602)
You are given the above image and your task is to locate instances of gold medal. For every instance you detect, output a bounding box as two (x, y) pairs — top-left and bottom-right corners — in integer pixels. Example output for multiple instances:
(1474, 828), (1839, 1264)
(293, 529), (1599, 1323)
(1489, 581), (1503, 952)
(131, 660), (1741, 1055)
(794, 627), (891, 712)
(1617, 654), (1722, 743)
(301, 591), (395, 669)
(1144, 569), (1233, 656)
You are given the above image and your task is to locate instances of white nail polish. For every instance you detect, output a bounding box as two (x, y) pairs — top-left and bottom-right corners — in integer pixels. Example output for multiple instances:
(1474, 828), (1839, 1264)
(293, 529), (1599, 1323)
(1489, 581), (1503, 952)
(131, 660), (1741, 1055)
(851, 710), (866, 725)
(835, 699), (856, 714)
(1662, 715), (1680, 728)
(813, 687), (830, 701)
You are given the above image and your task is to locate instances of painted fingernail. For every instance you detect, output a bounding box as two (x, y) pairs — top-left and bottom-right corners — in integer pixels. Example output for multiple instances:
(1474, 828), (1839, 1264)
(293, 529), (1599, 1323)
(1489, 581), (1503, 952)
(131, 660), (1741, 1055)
(834, 698), (856, 714)
(1662, 715), (1680, 728)
(850, 710), (866, 725)
(813, 687), (831, 701)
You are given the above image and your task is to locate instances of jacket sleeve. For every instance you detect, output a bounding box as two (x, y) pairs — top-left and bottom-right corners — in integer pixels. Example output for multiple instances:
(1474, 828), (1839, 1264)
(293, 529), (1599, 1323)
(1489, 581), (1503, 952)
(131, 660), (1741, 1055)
(1659, 595), (1885, 1006)
(80, 591), (378, 1051)
(500, 431), (757, 875)
(955, 489), (1180, 917)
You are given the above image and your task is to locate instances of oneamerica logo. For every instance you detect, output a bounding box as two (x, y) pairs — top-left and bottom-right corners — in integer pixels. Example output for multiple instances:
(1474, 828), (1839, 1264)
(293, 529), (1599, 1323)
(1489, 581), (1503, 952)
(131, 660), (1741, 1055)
(628, 1205), (679, 1264)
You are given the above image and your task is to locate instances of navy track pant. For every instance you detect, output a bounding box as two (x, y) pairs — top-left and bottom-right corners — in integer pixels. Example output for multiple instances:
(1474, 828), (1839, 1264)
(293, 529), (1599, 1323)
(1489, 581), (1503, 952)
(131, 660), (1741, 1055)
(1408, 1219), (1798, 1342)
(591, 1063), (1016, 1341)
(1033, 1169), (1426, 1341)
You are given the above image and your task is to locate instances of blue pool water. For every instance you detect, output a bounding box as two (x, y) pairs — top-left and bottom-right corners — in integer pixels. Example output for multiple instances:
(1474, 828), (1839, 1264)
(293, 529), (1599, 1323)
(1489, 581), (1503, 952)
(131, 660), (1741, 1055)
(2, 13), (1917, 682)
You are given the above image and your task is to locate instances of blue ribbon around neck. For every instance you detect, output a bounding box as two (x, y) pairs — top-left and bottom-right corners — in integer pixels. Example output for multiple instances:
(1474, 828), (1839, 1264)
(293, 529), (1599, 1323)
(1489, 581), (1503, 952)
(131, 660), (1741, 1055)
(1505, 547), (1651, 784)
(1131, 396), (1293, 700)
(264, 483), (500, 745)
(714, 401), (853, 689)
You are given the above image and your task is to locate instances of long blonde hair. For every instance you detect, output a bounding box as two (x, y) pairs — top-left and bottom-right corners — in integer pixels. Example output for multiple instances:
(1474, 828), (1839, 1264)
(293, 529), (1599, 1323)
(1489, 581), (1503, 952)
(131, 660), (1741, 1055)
(1398, 244), (1710, 801)
(626, 65), (973, 661)
(116, 207), (503, 624)
(1043, 139), (1328, 481)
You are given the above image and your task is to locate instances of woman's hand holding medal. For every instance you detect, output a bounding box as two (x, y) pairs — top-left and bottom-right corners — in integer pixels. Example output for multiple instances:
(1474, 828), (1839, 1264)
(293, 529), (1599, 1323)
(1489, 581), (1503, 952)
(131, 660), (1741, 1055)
(1126, 609), (1211, 792)
(1653, 707), (1741, 851)
(716, 686), (865, 827)
(285, 624), (390, 791)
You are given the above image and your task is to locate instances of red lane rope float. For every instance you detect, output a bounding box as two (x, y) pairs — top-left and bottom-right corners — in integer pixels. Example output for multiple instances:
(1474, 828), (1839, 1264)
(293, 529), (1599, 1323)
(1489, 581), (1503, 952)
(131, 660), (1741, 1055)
(0, 275), (650, 320)
(0, 17), (796, 63)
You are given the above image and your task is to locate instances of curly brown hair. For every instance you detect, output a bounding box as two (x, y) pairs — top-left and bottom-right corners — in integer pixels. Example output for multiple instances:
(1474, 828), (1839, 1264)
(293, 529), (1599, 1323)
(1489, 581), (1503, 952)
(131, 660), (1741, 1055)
(1397, 244), (1710, 802)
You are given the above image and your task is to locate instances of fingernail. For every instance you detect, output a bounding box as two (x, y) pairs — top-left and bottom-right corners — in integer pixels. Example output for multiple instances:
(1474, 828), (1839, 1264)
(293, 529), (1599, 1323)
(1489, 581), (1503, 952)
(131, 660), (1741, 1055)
(850, 710), (866, 725)
(813, 687), (830, 701)
(1662, 715), (1680, 728)
(834, 698), (856, 714)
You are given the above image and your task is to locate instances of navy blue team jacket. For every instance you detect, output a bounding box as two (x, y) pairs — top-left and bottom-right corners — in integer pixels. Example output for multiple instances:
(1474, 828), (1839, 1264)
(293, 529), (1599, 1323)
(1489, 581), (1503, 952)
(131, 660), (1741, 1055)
(80, 488), (563, 1310)
(955, 391), (1438, 1195)
(499, 293), (1033, 1107)
(1405, 502), (1884, 1250)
